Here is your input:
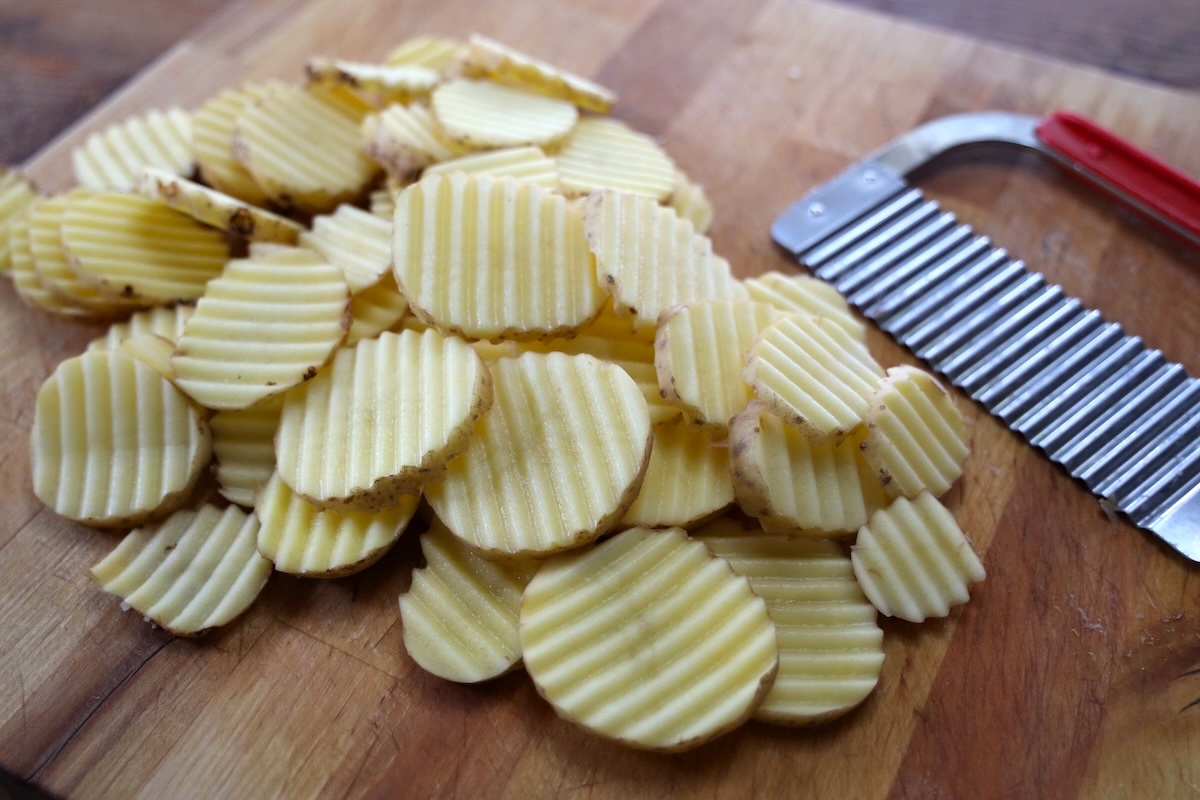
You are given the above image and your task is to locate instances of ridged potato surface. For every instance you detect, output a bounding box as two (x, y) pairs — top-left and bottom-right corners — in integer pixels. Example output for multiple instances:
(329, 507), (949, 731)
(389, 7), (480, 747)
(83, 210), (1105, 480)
(555, 118), (675, 199)
(71, 107), (193, 192)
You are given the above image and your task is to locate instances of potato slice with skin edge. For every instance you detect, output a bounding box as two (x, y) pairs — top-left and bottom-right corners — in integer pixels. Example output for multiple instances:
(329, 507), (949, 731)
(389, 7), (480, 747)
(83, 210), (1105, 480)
(461, 34), (616, 113)
(170, 247), (351, 411)
(300, 204), (392, 293)
(730, 404), (889, 535)
(584, 190), (747, 334)
(0, 167), (39, 276)
(426, 351), (652, 559)
(72, 107), (193, 192)
(555, 118), (676, 200)
(394, 173), (605, 341)
(305, 57), (440, 104)
(277, 328), (493, 512)
(31, 349), (212, 529)
(192, 82), (285, 206)
(654, 300), (783, 432)
(135, 167), (303, 244)
(90, 504), (271, 636)
(519, 526), (778, 752)
(859, 365), (969, 499)
(399, 517), (539, 682)
(361, 103), (460, 179)
(620, 420), (734, 530)
(9, 208), (94, 319)
(743, 314), (885, 441)
(255, 472), (419, 578)
(432, 79), (578, 150)
(694, 519), (885, 726)
(851, 491), (986, 623)
(743, 271), (866, 342)
(668, 168), (713, 234)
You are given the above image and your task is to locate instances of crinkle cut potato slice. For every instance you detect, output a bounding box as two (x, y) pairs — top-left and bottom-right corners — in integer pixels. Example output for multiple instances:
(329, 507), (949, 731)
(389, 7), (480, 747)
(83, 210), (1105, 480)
(584, 190), (746, 333)
(170, 246), (350, 410)
(255, 472), (419, 577)
(276, 328), (493, 512)
(520, 526), (778, 751)
(31, 349), (211, 528)
(743, 271), (866, 342)
(90, 504), (272, 636)
(300, 203), (393, 293)
(555, 117), (676, 200)
(72, 107), (193, 192)
(425, 351), (652, 558)
(399, 517), (538, 683)
(620, 420), (734, 530)
(344, 271), (410, 347)
(422, 146), (560, 190)
(394, 172), (605, 341)
(360, 103), (460, 178)
(668, 169), (713, 234)
(462, 34), (615, 113)
(694, 517), (884, 725)
(9, 204), (91, 318)
(384, 34), (465, 71)
(87, 304), (195, 352)
(192, 81), (284, 205)
(135, 167), (303, 244)
(0, 167), (39, 275)
(744, 314), (885, 440)
(305, 57), (440, 104)
(210, 397), (283, 508)
(431, 78), (578, 150)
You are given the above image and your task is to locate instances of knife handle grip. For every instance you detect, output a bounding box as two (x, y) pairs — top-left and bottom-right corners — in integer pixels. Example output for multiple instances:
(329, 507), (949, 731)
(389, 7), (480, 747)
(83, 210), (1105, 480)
(1036, 110), (1200, 245)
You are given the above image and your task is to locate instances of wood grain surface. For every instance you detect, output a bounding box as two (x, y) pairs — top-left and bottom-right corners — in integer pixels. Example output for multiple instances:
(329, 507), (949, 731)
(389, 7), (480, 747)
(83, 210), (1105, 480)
(3, 0), (1200, 798)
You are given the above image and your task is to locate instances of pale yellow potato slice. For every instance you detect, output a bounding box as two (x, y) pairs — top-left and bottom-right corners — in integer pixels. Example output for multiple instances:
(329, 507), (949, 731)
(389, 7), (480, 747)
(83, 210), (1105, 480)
(859, 365), (969, 499)
(31, 349), (211, 528)
(72, 107), (193, 192)
(234, 84), (377, 214)
(384, 35), (465, 71)
(655, 300), (782, 431)
(9, 207), (92, 318)
(210, 397), (283, 508)
(305, 57), (440, 104)
(369, 185), (397, 219)
(87, 304), (196, 351)
(135, 167), (302, 243)
(29, 192), (141, 318)
(192, 81), (284, 205)
(668, 169), (713, 234)
(90, 504), (271, 636)
(852, 491), (985, 623)
(118, 334), (177, 381)
(256, 472), (419, 577)
(0, 167), (39, 276)
(729, 404), (889, 535)
(743, 271), (866, 342)
(399, 517), (539, 682)
(620, 421), (734, 529)
(422, 145), (559, 190)
(584, 190), (747, 333)
(277, 328), (493, 511)
(394, 173), (605, 341)
(744, 314), (885, 440)
(461, 34), (615, 113)
(694, 518), (884, 725)
(344, 271), (410, 347)
(520, 526), (778, 751)
(431, 79), (578, 150)
(426, 352), (651, 558)
(360, 103), (460, 178)
(300, 203), (392, 293)
(60, 191), (229, 305)
(555, 118), (675, 200)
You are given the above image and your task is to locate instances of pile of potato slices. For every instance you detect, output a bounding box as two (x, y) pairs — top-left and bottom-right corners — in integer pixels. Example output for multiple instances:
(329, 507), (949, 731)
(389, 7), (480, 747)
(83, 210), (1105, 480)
(7, 33), (986, 753)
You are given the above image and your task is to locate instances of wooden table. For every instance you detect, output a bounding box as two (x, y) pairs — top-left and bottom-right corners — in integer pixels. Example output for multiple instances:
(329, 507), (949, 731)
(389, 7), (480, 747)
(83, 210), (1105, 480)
(3, 0), (1199, 798)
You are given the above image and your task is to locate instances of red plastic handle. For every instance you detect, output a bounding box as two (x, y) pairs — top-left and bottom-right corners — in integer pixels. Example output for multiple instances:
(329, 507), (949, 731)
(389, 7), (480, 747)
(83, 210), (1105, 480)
(1036, 110), (1200, 243)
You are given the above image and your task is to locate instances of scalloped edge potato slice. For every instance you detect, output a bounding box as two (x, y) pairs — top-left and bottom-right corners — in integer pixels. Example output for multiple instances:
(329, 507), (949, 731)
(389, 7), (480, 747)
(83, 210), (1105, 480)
(655, 300), (782, 431)
(694, 519), (884, 725)
(426, 351), (651, 558)
(729, 404), (888, 535)
(744, 314), (885, 440)
(0, 167), (39, 276)
(31, 349), (211, 528)
(256, 472), (419, 577)
(210, 397), (283, 508)
(306, 57), (440, 104)
(345, 271), (410, 347)
(384, 35), (465, 71)
(743, 271), (866, 342)
(668, 169), (713, 234)
(300, 203), (392, 293)
(90, 504), (271, 636)
(60, 191), (229, 305)
(399, 517), (539, 682)
(277, 328), (493, 511)
(555, 118), (675, 200)
(431, 79), (578, 150)
(361, 103), (460, 178)
(620, 421), (733, 529)
(462, 34), (615, 113)
(394, 173), (605, 341)
(87, 304), (195, 351)
(9, 206), (93, 318)
(234, 84), (377, 214)
(851, 491), (985, 623)
(136, 167), (302, 243)
(520, 526), (778, 752)
(584, 190), (746, 333)
(423, 145), (559, 190)
(859, 365), (969, 499)
(72, 107), (193, 192)
(171, 246), (350, 410)
(193, 81), (285, 206)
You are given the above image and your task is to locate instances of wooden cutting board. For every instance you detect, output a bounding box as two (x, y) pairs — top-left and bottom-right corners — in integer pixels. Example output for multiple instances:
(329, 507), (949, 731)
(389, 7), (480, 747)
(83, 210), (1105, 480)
(4, 0), (1199, 797)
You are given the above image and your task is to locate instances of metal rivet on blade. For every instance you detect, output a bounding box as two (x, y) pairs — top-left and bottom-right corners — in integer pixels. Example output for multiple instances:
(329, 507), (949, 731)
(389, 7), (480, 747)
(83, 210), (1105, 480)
(808, 202), (826, 218)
